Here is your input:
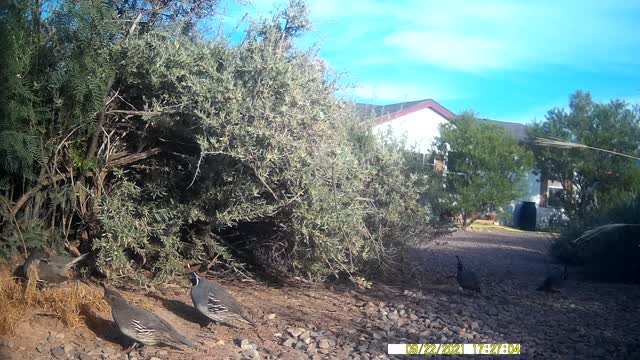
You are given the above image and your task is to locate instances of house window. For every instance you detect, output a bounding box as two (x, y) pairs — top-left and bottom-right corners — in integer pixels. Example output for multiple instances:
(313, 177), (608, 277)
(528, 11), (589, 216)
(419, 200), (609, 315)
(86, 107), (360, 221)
(547, 180), (564, 208)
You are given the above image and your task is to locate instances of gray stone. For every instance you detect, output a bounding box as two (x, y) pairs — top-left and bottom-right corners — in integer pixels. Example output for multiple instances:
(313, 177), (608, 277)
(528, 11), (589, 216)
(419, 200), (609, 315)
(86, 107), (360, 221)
(239, 339), (252, 350)
(282, 338), (296, 347)
(307, 342), (317, 353)
(242, 348), (261, 360)
(287, 328), (305, 338)
(266, 313), (276, 320)
(318, 339), (331, 349)
(51, 346), (67, 359)
(36, 343), (49, 354)
(78, 353), (93, 360)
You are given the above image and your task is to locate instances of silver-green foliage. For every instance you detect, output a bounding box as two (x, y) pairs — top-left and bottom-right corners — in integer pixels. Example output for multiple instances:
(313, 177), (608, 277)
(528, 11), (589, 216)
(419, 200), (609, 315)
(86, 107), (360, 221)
(94, 1), (445, 279)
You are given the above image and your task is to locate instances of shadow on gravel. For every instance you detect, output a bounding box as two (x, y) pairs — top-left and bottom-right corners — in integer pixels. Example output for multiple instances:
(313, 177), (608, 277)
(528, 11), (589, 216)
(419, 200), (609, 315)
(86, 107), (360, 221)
(147, 294), (210, 327)
(80, 304), (133, 348)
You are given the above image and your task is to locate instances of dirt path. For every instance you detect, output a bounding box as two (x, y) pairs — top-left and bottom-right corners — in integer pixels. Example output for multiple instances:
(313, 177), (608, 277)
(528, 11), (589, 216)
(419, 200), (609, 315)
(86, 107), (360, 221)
(409, 230), (640, 359)
(1, 230), (639, 359)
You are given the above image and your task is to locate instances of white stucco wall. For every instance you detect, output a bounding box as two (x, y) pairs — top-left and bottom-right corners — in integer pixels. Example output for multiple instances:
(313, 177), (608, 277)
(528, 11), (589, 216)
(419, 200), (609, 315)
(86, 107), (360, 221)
(371, 108), (566, 229)
(521, 170), (542, 204)
(371, 107), (449, 154)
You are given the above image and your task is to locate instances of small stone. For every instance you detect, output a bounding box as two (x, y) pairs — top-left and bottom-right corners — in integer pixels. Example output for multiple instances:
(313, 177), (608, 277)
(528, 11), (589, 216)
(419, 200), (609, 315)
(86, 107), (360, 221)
(64, 344), (74, 353)
(287, 328), (305, 338)
(266, 313), (276, 320)
(55, 333), (65, 339)
(78, 353), (93, 360)
(52, 346), (67, 359)
(239, 339), (252, 350)
(47, 334), (56, 343)
(242, 348), (260, 359)
(318, 339), (330, 349)
(294, 341), (306, 350)
(282, 338), (296, 347)
(299, 331), (311, 343)
(36, 343), (49, 353)
(307, 343), (317, 353)
(471, 321), (480, 330)
(149, 357), (161, 360)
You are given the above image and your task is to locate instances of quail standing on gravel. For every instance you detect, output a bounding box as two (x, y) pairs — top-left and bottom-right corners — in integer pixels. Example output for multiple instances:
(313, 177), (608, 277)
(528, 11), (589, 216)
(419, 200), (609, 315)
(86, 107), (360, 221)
(101, 284), (193, 354)
(189, 269), (255, 328)
(537, 265), (568, 292)
(456, 255), (481, 293)
(18, 248), (88, 288)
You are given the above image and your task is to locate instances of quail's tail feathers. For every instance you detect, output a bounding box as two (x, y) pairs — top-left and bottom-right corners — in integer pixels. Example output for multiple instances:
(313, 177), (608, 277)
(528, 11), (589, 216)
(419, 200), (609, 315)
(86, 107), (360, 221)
(64, 252), (89, 271)
(240, 315), (256, 328)
(171, 332), (193, 347)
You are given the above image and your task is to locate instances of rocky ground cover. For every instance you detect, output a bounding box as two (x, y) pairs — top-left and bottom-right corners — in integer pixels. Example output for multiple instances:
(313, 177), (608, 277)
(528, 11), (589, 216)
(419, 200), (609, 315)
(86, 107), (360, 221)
(1, 230), (639, 360)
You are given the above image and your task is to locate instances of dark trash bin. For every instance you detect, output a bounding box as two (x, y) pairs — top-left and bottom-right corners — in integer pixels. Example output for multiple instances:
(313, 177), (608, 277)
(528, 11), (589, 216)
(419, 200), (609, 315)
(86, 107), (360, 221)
(518, 201), (537, 231)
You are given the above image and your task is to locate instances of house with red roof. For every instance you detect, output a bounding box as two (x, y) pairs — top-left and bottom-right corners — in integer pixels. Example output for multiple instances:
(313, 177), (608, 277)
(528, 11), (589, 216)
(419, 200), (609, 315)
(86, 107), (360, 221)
(355, 98), (566, 229)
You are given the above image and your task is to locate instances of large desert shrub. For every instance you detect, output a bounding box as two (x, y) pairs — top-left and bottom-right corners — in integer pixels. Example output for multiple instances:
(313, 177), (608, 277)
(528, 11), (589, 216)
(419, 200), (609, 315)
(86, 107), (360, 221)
(0, 0), (446, 281)
(550, 195), (640, 283)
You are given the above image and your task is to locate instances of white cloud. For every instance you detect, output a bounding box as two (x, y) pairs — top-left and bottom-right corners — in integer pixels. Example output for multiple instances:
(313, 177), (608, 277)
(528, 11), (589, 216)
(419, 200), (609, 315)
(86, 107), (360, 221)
(350, 83), (464, 103)
(293, 0), (639, 73)
(384, 31), (511, 73)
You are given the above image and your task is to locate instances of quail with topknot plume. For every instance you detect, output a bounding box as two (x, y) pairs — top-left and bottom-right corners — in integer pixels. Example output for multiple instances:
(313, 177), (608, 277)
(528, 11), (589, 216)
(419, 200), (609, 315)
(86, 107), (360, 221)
(188, 265), (255, 328)
(456, 255), (481, 293)
(101, 284), (192, 354)
(18, 248), (88, 288)
(537, 265), (568, 292)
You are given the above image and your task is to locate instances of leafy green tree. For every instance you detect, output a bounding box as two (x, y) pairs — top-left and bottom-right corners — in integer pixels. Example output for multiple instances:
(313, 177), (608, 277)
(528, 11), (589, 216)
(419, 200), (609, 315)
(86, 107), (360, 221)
(528, 91), (640, 218)
(435, 112), (534, 227)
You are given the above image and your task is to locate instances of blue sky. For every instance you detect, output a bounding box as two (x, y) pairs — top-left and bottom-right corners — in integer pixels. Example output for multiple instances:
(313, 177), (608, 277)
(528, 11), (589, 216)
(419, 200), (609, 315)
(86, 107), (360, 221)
(221, 0), (640, 124)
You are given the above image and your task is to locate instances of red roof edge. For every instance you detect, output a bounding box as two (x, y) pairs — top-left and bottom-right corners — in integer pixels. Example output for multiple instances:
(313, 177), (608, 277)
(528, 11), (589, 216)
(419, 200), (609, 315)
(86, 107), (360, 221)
(373, 99), (457, 125)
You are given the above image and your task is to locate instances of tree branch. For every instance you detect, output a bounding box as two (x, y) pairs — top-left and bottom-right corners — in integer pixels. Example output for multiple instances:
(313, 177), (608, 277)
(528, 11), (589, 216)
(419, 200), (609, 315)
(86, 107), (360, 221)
(9, 148), (163, 216)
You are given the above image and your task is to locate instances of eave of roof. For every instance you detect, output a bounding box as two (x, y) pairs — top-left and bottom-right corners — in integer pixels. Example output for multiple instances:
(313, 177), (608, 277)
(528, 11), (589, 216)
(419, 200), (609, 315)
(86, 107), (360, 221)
(368, 99), (457, 125)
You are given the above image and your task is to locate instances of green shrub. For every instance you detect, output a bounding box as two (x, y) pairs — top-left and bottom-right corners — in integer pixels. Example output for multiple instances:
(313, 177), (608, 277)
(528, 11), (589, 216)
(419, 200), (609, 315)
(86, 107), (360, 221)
(1, 0), (449, 281)
(550, 194), (640, 283)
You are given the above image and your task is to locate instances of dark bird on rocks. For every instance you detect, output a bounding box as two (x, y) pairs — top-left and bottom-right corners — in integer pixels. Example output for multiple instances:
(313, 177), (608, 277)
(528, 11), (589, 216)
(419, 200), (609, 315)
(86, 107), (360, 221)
(537, 265), (568, 293)
(101, 283), (192, 355)
(188, 266), (255, 329)
(456, 255), (481, 293)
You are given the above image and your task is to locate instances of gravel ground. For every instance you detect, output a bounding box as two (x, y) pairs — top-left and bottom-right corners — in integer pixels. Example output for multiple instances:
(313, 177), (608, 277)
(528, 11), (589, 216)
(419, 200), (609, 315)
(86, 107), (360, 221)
(2, 229), (639, 360)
